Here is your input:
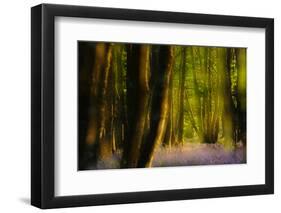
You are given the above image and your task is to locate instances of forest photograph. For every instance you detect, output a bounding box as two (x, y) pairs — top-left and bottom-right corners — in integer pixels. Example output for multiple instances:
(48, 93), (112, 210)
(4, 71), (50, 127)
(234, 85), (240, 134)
(78, 41), (247, 170)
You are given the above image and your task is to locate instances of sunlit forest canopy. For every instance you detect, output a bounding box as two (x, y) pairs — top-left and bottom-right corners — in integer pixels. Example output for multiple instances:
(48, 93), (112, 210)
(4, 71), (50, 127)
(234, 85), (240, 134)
(78, 42), (246, 170)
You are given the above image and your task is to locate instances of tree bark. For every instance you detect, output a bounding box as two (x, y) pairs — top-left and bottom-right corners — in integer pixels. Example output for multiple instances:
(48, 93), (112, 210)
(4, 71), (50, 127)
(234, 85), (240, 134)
(235, 48), (247, 145)
(84, 43), (113, 164)
(138, 46), (174, 167)
(122, 44), (151, 168)
(190, 47), (204, 140)
(178, 47), (187, 145)
(219, 48), (235, 148)
(78, 43), (96, 169)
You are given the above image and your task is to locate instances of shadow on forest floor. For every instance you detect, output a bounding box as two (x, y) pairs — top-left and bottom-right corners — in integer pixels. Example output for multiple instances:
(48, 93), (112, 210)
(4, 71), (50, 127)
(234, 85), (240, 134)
(85, 142), (246, 170)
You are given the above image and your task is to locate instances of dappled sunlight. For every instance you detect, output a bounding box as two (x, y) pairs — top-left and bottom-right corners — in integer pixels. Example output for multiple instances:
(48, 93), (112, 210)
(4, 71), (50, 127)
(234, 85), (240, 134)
(78, 42), (246, 170)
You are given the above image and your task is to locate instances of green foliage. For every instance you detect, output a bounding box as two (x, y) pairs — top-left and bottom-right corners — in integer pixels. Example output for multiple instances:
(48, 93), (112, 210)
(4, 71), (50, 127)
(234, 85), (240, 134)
(79, 42), (247, 169)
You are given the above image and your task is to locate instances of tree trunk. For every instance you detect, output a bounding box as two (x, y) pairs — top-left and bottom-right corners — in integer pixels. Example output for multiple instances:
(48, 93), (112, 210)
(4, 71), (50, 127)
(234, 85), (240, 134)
(235, 48), (247, 145)
(163, 67), (174, 148)
(178, 47), (187, 145)
(219, 48), (235, 148)
(138, 46), (174, 167)
(78, 43), (96, 169)
(122, 44), (151, 168)
(111, 44), (126, 151)
(95, 44), (113, 160)
(84, 43), (113, 164)
(190, 47), (203, 140)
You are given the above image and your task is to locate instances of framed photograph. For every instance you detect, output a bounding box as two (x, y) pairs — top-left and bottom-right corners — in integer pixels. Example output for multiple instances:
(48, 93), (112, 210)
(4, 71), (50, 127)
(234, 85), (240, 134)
(31, 3), (274, 209)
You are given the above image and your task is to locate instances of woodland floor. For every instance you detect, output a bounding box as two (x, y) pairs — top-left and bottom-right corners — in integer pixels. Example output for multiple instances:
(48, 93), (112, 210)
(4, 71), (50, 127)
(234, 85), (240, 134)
(87, 142), (246, 170)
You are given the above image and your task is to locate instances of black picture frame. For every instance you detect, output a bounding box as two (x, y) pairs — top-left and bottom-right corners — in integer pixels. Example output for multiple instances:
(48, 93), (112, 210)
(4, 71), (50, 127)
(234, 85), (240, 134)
(31, 3), (274, 209)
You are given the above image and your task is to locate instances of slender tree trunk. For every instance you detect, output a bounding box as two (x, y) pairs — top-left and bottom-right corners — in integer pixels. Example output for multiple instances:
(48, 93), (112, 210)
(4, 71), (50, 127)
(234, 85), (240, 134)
(138, 46), (174, 168)
(85, 44), (105, 146)
(235, 48), (247, 145)
(78, 43), (95, 169)
(163, 67), (174, 148)
(219, 48), (235, 148)
(121, 44), (137, 166)
(95, 44), (113, 160)
(190, 47), (203, 140)
(205, 48), (212, 143)
(211, 49), (221, 143)
(122, 45), (151, 168)
(178, 47), (187, 145)
(112, 44), (126, 151)
(206, 48), (220, 144)
(84, 43), (113, 164)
